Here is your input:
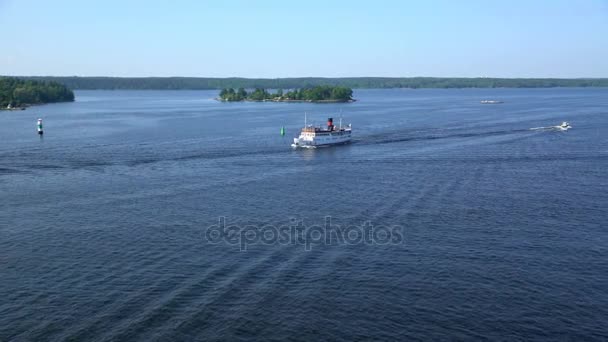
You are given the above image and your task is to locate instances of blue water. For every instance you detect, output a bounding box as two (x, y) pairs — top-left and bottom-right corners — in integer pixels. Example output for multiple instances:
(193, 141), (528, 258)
(1, 88), (607, 340)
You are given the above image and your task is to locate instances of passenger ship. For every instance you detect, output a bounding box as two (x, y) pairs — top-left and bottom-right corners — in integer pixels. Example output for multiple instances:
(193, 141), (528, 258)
(291, 116), (352, 148)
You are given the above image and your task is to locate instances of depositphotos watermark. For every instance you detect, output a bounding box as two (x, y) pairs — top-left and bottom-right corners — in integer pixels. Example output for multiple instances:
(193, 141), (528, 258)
(203, 216), (404, 251)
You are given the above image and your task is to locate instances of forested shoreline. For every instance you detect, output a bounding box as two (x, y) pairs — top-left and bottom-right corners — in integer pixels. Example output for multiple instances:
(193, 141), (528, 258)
(10, 76), (608, 90)
(0, 77), (74, 108)
(218, 86), (353, 102)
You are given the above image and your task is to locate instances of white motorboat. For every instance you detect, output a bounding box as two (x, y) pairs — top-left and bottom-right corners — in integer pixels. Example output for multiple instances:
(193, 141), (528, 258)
(556, 121), (571, 131)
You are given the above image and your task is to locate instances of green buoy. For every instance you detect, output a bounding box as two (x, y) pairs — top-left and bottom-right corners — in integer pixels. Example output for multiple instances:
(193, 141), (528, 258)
(280, 126), (285, 136)
(37, 118), (44, 135)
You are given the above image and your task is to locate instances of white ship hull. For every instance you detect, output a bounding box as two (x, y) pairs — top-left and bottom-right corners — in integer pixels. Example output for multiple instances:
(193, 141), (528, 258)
(292, 129), (352, 148)
(291, 116), (352, 148)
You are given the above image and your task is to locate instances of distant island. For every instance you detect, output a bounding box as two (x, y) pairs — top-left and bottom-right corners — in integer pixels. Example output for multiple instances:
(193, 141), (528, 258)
(10, 76), (608, 90)
(0, 77), (74, 110)
(218, 86), (354, 103)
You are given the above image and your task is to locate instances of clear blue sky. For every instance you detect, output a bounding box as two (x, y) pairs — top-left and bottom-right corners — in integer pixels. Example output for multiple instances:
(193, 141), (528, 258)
(1, 0), (607, 78)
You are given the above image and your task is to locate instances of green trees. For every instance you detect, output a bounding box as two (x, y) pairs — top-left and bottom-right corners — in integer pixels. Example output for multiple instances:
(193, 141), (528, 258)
(331, 86), (353, 101)
(283, 86), (352, 101)
(0, 77), (74, 108)
(219, 87), (248, 101)
(247, 88), (271, 101)
(218, 86), (354, 102)
(284, 89), (300, 100)
(17, 76), (608, 90)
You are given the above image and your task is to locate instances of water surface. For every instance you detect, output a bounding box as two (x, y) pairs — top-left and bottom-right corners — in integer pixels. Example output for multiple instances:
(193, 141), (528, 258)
(1, 88), (607, 340)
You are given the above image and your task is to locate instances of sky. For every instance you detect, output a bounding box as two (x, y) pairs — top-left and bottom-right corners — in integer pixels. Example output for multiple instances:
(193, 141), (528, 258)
(1, 0), (607, 78)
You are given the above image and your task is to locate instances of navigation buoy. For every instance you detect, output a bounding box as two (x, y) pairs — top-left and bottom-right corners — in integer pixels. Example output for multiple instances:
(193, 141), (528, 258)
(37, 118), (43, 135)
(280, 126), (285, 136)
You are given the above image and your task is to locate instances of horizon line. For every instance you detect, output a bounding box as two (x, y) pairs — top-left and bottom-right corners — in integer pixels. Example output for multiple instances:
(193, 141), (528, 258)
(4, 75), (608, 80)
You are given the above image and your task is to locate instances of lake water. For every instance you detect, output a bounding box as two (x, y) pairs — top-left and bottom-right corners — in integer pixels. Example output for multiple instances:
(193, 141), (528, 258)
(1, 88), (607, 340)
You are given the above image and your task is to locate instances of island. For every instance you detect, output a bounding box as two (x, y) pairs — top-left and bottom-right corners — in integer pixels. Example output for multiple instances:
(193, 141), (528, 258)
(218, 86), (354, 103)
(1, 77), (75, 110)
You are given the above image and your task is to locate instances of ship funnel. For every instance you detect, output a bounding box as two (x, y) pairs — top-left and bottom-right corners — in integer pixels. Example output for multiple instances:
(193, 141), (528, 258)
(327, 117), (333, 131)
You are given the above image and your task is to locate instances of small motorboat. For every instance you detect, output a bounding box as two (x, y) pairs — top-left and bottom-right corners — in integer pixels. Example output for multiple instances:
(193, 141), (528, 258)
(557, 121), (571, 131)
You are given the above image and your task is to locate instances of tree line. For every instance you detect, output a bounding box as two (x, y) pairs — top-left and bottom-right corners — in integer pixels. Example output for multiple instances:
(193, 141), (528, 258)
(0, 77), (75, 108)
(219, 86), (354, 102)
(13, 76), (608, 90)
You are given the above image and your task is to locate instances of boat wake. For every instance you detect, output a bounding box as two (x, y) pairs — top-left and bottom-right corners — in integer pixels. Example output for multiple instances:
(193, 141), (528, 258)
(357, 127), (531, 146)
(530, 126), (557, 131)
(530, 122), (571, 132)
(357, 121), (573, 148)
(1, 121), (574, 177)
